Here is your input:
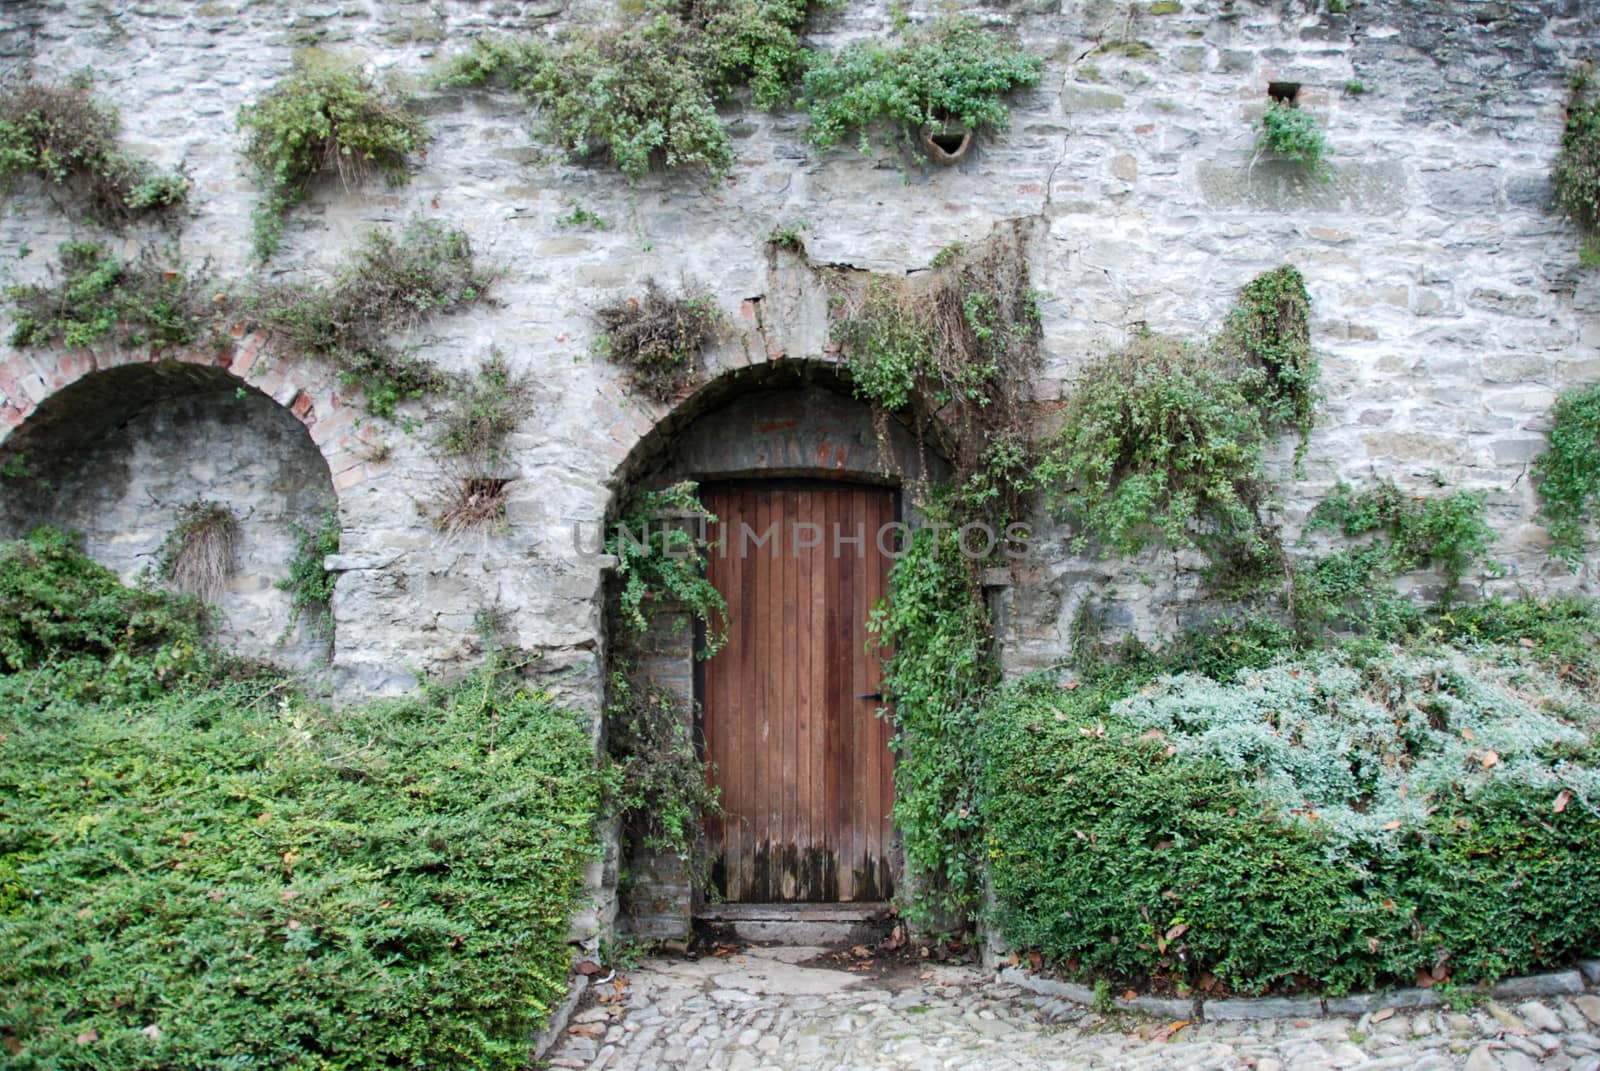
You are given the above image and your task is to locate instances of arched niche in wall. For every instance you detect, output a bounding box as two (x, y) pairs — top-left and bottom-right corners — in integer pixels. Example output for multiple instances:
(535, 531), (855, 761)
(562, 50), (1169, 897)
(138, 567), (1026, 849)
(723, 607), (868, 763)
(0, 360), (338, 672)
(604, 357), (951, 940)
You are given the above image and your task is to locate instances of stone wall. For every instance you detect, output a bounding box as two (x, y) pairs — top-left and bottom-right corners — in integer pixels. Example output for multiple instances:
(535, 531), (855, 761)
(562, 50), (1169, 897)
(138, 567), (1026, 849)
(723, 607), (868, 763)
(2, 0), (1599, 936)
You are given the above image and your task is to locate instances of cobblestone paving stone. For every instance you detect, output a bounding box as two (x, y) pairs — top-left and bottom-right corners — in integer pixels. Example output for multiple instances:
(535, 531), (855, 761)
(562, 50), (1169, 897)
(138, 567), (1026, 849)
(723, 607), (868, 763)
(544, 946), (1600, 1071)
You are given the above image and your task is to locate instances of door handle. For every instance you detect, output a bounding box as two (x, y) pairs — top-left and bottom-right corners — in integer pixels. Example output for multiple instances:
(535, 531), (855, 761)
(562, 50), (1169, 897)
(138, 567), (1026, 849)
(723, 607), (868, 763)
(857, 692), (883, 702)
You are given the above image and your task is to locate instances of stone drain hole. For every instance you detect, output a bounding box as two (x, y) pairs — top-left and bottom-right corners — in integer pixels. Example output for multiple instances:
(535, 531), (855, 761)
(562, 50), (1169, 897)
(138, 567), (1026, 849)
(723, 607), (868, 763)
(1267, 81), (1302, 106)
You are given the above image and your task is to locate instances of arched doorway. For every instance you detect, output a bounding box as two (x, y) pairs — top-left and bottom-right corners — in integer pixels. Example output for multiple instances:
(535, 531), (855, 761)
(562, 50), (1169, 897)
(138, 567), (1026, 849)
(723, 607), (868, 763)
(0, 361), (338, 671)
(606, 361), (950, 936)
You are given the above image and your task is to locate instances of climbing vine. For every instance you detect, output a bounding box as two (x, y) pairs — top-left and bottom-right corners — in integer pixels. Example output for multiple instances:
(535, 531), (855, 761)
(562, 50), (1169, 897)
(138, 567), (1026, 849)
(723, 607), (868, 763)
(606, 481), (728, 657)
(1533, 383), (1600, 567)
(276, 505), (340, 642)
(605, 664), (722, 890)
(867, 493), (995, 926)
(830, 220), (1042, 525)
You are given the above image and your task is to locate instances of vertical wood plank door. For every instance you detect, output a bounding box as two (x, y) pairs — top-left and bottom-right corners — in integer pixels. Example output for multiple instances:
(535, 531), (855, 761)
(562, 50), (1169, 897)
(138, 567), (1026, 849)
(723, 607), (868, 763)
(700, 481), (897, 903)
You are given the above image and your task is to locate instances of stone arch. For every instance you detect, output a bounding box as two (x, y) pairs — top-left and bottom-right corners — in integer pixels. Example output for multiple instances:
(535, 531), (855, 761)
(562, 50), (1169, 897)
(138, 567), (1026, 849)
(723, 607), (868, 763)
(605, 357), (949, 512)
(0, 335), (367, 671)
(605, 357), (951, 939)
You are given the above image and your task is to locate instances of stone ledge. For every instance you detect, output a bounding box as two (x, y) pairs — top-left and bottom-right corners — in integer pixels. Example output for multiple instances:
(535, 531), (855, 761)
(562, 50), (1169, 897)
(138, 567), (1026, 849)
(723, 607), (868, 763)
(533, 973), (591, 1062)
(999, 966), (1592, 1022)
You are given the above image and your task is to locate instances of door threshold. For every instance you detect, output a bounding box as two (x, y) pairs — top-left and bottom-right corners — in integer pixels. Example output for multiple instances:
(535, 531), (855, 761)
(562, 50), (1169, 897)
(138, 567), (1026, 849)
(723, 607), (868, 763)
(694, 902), (894, 945)
(696, 902), (892, 923)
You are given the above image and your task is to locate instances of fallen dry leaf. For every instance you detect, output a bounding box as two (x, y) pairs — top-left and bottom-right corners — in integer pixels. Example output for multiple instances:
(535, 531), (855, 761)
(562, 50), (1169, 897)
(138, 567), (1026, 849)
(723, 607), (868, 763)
(1481, 750), (1500, 769)
(1555, 789), (1572, 814)
(1153, 1020), (1190, 1042)
(1371, 1007), (1396, 1023)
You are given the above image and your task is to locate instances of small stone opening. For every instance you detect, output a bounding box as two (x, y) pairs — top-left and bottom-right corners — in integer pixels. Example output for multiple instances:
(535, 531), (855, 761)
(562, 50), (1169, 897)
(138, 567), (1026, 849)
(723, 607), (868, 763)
(1268, 81), (1302, 106)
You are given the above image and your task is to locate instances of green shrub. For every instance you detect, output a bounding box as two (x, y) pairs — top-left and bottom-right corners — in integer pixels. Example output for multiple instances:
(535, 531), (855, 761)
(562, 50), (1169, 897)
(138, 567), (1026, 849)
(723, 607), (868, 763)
(1553, 71), (1600, 268)
(593, 282), (720, 401)
(1256, 99), (1329, 178)
(980, 645), (1600, 994)
(1035, 266), (1318, 563)
(0, 79), (188, 224)
(442, 0), (815, 180)
(238, 57), (426, 260)
(0, 526), (207, 691)
(6, 240), (206, 350)
(1302, 479), (1496, 603)
(1036, 334), (1271, 558)
(1533, 382), (1600, 566)
(606, 481), (728, 657)
(0, 652), (604, 1070)
(245, 219), (493, 419)
(801, 17), (1042, 154)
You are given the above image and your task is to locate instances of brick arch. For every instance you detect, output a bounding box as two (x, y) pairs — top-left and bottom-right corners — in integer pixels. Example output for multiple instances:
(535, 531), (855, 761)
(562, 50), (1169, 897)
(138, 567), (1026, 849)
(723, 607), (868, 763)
(0, 331), (373, 492)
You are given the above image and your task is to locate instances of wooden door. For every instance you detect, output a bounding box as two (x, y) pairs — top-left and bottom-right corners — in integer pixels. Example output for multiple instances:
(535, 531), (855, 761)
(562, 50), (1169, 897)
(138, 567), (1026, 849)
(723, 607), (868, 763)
(700, 482), (897, 903)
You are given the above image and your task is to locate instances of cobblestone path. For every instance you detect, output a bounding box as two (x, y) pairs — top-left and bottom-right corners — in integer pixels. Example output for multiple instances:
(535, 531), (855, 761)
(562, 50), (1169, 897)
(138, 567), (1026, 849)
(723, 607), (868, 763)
(544, 945), (1600, 1071)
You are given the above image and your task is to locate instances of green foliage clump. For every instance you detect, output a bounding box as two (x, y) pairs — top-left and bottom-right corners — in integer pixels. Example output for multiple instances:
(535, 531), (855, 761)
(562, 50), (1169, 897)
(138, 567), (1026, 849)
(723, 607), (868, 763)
(606, 665), (721, 887)
(802, 17), (1043, 155)
(980, 641), (1600, 995)
(1219, 265), (1315, 452)
(246, 219), (493, 419)
(276, 505), (340, 642)
(1553, 70), (1600, 268)
(1036, 334), (1271, 559)
(606, 481), (728, 657)
(156, 499), (240, 602)
(238, 57), (426, 260)
(1035, 266), (1318, 562)
(1305, 477), (1491, 605)
(442, 0), (815, 180)
(6, 240), (206, 350)
(0, 645), (603, 1070)
(593, 281), (719, 401)
(0, 79), (188, 224)
(1533, 382), (1600, 566)
(868, 494), (995, 925)
(0, 526), (208, 694)
(1257, 99), (1330, 178)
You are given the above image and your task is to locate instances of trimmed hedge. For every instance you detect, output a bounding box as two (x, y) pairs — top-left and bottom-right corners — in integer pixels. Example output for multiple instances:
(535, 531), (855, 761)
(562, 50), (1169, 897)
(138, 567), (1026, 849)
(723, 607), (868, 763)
(0, 532), (604, 1070)
(980, 645), (1600, 995)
